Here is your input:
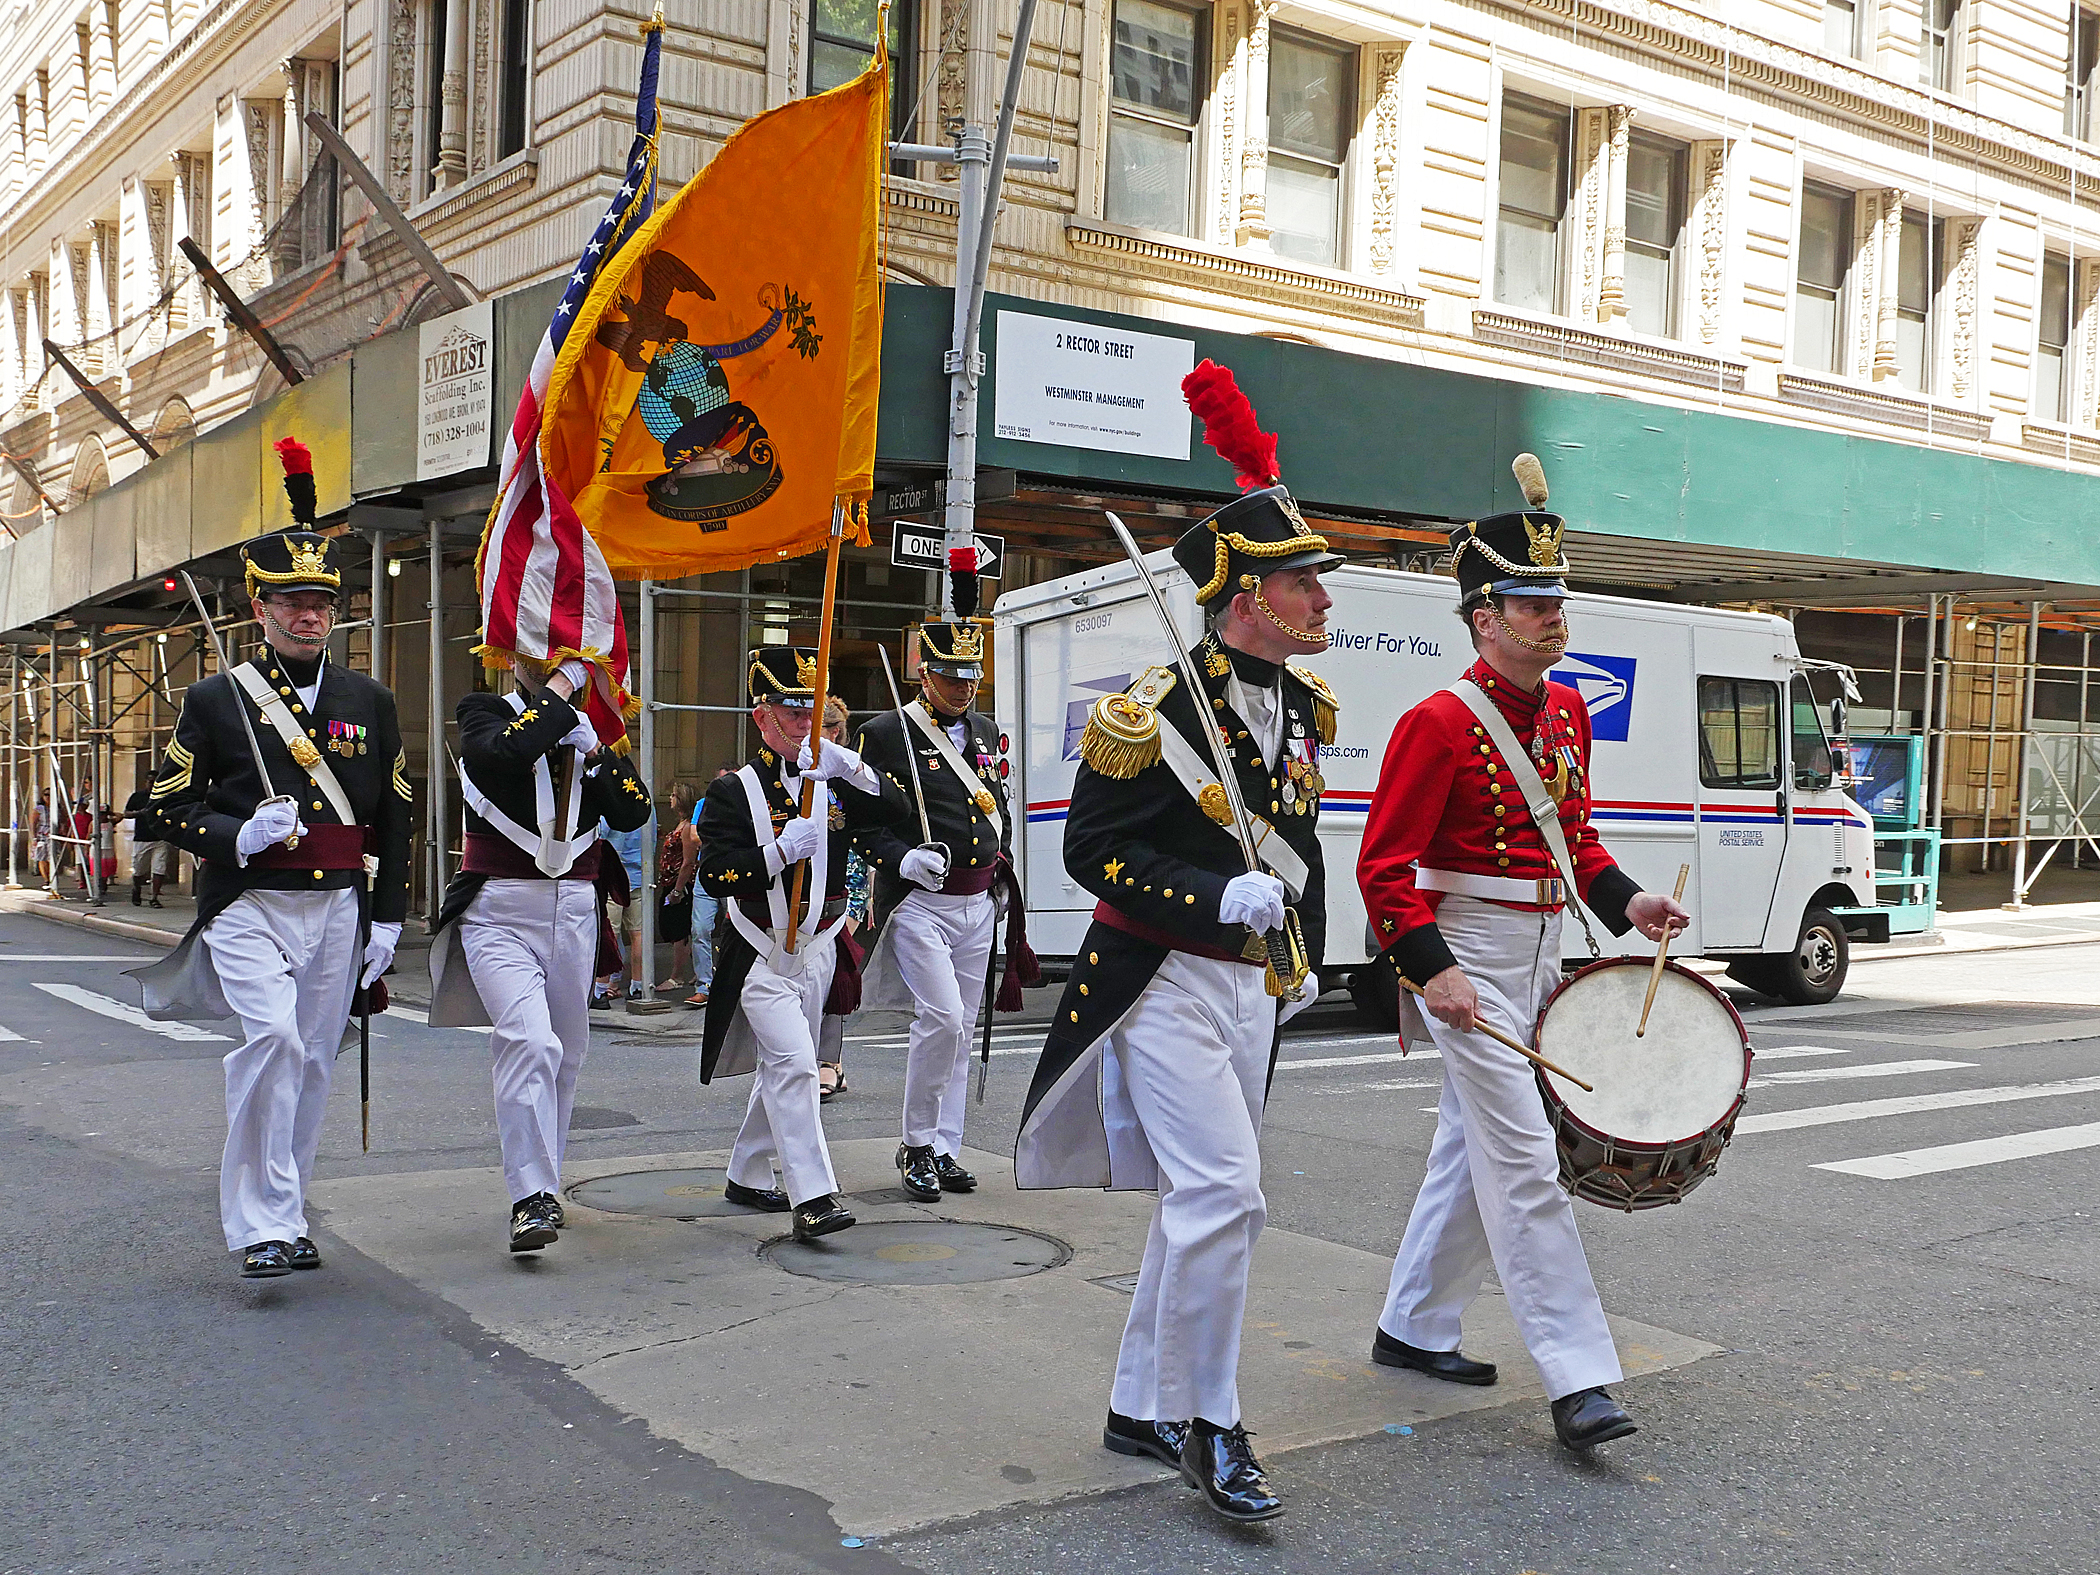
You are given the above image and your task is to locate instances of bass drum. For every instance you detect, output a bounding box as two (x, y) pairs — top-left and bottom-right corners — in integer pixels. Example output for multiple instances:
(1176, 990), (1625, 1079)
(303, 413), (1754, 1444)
(1533, 957), (1751, 1211)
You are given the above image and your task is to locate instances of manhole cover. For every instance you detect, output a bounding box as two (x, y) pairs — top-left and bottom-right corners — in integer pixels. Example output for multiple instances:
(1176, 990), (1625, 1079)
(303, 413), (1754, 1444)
(567, 1167), (751, 1218)
(761, 1222), (1070, 1284)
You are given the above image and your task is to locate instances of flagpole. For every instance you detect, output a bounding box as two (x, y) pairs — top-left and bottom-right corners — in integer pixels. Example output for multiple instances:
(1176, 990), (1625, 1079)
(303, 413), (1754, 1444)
(784, 499), (848, 953)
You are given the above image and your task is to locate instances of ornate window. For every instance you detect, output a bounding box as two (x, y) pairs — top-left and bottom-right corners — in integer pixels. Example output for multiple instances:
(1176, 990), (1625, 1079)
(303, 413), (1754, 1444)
(2037, 253), (2072, 423)
(809, 0), (915, 141)
(1265, 29), (1351, 268)
(1622, 131), (1686, 339)
(1920, 0), (1960, 93)
(1495, 95), (1571, 314)
(1794, 182), (1852, 374)
(1893, 211), (1943, 393)
(1106, 0), (1206, 237)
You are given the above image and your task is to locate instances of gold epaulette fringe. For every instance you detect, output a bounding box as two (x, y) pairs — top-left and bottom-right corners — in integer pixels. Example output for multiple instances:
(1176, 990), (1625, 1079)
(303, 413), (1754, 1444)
(1079, 693), (1161, 779)
(1288, 664), (1340, 745)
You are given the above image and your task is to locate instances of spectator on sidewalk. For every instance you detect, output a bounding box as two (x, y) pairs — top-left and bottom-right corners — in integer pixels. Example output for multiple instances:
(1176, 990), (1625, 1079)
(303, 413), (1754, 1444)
(656, 782), (700, 996)
(123, 789), (174, 908)
(592, 814), (649, 1008)
(30, 792), (50, 885)
(684, 765), (734, 1010)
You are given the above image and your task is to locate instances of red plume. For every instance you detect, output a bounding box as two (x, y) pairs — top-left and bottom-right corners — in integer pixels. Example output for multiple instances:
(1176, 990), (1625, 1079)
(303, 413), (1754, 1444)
(1181, 359), (1279, 491)
(273, 436), (313, 476)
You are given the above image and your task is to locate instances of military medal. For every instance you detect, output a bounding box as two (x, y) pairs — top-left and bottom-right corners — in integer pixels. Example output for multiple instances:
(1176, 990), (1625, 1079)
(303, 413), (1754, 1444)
(974, 787), (995, 814)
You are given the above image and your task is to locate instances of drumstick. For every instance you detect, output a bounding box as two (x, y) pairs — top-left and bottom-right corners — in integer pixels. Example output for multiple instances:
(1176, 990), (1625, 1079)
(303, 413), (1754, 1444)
(1400, 980), (1594, 1093)
(1636, 862), (1693, 1038)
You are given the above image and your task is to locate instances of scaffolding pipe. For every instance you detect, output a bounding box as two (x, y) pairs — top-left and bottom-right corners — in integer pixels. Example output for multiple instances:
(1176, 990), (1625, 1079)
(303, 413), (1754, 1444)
(428, 519), (447, 922)
(369, 531), (390, 684)
(5, 649), (17, 889)
(637, 579), (657, 1000)
(1891, 614), (1905, 727)
(2010, 601), (2044, 907)
(1932, 597), (1953, 839)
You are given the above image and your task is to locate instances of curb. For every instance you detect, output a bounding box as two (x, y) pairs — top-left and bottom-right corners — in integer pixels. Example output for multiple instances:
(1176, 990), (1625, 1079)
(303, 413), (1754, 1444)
(24, 901), (182, 949)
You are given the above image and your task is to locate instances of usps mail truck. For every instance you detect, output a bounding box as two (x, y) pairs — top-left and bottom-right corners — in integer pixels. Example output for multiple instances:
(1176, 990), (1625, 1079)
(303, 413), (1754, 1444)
(992, 553), (1884, 1020)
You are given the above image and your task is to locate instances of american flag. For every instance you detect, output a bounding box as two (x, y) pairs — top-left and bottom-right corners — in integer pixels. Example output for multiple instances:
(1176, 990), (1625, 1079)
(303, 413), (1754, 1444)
(474, 20), (662, 748)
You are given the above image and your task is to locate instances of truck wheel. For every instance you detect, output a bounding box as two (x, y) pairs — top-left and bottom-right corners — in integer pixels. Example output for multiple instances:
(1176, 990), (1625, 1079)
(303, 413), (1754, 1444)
(1728, 908), (1848, 1005)
(1349, 965), (1400, 1031)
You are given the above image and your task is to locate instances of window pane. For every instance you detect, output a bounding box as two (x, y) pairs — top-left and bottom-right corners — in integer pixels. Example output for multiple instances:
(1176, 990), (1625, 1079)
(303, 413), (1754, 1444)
(1625, 139), (1682, 249)
(1824, 0), (1857, 57)
(1699, 678), (1782, 789)
(1624, 246), (1673, 338)
(1112, 0), (1198, 121)
(814, 0), (883, 47)
(1798, 186), (1850, 290)
(2042, 254), (2071, 346)
(810, 37), (869, 94)
(1106, 112), (1193, 233)
(1270, 34), (1347, 162)
(1894, 311), (1927, 392)
(1898, 213), (1932, 311)
(1499, 102), (1568, 221)
(1795, 285), (1842, 372)
(2037, 345), (2066, 423)
(1269, 155), (1338, 266)
(1495, 213), (1559, 311)
(1791, 677), (1834, 789)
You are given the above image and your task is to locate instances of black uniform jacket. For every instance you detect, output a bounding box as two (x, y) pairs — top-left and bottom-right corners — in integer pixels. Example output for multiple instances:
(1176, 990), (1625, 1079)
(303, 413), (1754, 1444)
(1015, 638), (1332, 1190)
(128, 651), (412, 1017)
(430, 689), (653, 937)
(853, 706), (1012, 926)
(693, 746), (910, 1081)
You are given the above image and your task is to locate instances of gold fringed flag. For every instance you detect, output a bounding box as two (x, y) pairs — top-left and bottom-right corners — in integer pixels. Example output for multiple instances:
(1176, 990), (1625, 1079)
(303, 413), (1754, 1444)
(539, 53), (888, 578)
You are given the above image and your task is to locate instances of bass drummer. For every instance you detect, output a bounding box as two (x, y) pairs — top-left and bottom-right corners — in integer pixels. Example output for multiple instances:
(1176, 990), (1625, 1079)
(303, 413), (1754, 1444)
(1355, 462), (1688, 1451)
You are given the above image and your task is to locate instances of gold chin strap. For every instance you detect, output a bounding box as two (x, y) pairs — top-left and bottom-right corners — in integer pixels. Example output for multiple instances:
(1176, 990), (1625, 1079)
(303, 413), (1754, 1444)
(1484, 599), (1570, 656)
(1239, 574), (1330, 648)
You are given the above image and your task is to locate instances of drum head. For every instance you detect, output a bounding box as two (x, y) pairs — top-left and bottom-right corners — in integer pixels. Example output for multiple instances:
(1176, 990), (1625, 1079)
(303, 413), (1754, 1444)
(1536, 961), (1748, 1146)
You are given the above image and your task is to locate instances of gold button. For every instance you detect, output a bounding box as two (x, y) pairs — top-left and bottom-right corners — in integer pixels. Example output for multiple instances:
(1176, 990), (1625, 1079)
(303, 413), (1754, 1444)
(313, 869), (324, 879)
(1069, 1011), (1079, 1023)
(1478, 744), (1490, 755)
(1494, 841), (1506, 851)
(1185, 893), (1196, 904)
(1497, 857), (1510, 868)
(279, 686), (291, 695)
(1494, 806), (1506, 817)
(1271, 800), (1280, 811)
(1079, 984), (1089, 996)
(1163, 888), (1173, 898)
(313, 802), (323, 811)
(1089, 952), (1099, 965)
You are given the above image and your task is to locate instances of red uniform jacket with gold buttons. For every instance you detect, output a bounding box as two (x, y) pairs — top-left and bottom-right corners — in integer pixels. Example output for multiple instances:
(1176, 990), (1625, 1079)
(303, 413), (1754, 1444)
(1358, 658), (1641, 985)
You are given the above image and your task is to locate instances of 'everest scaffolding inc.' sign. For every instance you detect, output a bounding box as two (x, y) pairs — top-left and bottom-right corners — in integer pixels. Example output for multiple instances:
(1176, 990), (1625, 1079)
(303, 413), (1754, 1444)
(417, 301), (495, 480)
(992, 310), (1195, 461)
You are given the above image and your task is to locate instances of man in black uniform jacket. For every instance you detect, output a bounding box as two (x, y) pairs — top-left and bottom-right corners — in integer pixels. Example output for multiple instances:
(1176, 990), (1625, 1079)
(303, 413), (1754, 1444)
(130, 529), (412, 1278)
(427, 660), (653, 1252)
(1015, 484), (1340, 1522)
(694, 648), (911, 1242)
(853, 620), (1015, 1200)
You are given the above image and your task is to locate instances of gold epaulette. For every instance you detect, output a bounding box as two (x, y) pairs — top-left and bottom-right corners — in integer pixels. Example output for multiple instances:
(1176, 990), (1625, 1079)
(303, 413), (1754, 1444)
(1287, 663), (1339, 745)
(1078, 666), (1178, 780)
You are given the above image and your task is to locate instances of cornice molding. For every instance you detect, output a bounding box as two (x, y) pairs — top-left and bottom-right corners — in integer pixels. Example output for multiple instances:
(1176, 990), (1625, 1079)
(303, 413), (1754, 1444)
(1472, 308), (1747, 393)
(1777, 370), (1994, 443)
(2020, 421), (2100, 467)
(1065, 223), (1427, 330)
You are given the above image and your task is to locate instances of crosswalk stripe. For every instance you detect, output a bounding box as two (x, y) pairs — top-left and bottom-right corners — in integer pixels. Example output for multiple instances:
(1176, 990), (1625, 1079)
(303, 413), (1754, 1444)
(1750, 1058), (1974, 1088)
(1751, 1045), (1852, 1060)
(1737, 1075), (2100, 1134)
(1814, 1122), (2100, 1179)
(30, 982), (231, 1042)
(383, 1005), (491, 1034)
(1276, 1048), (1440, 1071)
(0, 1023), (24, 1041)
(0, 954), (154, 963)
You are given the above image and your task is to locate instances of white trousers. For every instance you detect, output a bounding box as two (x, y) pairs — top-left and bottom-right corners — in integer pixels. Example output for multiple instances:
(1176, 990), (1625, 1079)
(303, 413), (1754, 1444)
(206, 888), (361, 1251)
(726, 938), (840, 1206)
(1380, 896), (1622, 1400)
(891, 888), (996, 1152)
(1108, 951), (1274, 1428)
(461, 878), (599, 1203)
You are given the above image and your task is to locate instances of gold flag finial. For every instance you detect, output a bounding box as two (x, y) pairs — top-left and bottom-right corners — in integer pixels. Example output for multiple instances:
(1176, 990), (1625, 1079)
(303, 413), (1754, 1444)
(641, 1), (665, 34)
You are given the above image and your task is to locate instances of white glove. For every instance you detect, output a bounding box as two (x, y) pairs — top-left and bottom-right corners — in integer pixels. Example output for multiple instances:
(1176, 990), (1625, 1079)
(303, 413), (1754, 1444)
(361, 921), (401, 988)
(769, 814), (824, 872)
(1218, 871), (1287, 935)
(549, 658), (592, 698)
(559, 713), (600, 754)
(1279, 969), (1320, 1026)
(899, 846), (949, 890)
(796, 739), (874, 790)
(234, 798), (306, 864)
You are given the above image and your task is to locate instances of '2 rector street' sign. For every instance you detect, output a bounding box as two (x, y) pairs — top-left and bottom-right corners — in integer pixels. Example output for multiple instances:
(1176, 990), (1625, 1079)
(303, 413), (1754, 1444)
(891, 523), (1004, 580)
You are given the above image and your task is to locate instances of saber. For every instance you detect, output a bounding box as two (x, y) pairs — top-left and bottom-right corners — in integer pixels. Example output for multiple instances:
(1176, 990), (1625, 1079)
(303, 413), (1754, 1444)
(359, 946), (371, 1153)
(876, 645), (949, 869)
(976, 918), (998, 1103)
(1101, 511), (1306, 999)
(177, 572), (297, 820)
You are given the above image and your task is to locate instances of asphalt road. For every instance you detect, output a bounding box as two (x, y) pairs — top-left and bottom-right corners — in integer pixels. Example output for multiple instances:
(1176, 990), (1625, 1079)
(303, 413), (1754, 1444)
(1, 910), (2095, 1574)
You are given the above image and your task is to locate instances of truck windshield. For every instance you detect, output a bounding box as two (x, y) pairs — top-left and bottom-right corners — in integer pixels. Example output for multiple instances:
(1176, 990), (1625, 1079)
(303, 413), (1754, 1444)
(1791, 674), (1836, 790)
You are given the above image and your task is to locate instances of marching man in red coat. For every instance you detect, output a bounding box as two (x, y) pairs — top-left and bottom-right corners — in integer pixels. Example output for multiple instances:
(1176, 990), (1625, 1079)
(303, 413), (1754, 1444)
(1356, 456), (1687, 1451)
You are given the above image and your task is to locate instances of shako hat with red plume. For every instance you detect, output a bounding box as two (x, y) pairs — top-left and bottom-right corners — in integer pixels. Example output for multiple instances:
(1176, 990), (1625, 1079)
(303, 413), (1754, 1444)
(1170, 359), (1339, 606)
(241, 435), (340, 599)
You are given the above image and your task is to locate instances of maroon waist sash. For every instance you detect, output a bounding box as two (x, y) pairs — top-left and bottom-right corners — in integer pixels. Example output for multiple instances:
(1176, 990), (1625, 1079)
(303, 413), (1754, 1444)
(246, 823), (370, 871)
(1093, 901), (1262, 968)
(462, 832), (603, 881)
(940, 864), (998, 896)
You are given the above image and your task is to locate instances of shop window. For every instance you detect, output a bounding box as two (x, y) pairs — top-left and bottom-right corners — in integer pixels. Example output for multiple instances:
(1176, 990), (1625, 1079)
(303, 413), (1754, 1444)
(1894, 210), (1944, 394)
(1106, 0), (1205, 236)
(1824, 0), (1866, 60)
(810, 0), (915, 142)
(1495, 94), (1571, 314)
(1920, 0), (1960, 92)
(2068, 8), (2100, 142)
(1698, 677), (1781, 790)
(1267, 29), (1352, 268)
(1623, 131), (1686, 339)
(2037, 252), (2072, 424)
(1795, 183), (1851, 374)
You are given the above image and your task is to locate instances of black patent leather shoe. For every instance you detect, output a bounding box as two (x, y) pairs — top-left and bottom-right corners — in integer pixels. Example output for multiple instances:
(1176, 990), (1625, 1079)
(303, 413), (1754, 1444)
(1371, 1326), (1497, 1386)
(724, 1178), (791, 1212)
(791, 1193), (856, 1242)
(934, 1153), (978, 1193)
(546, 1195), (565, 1230)
(896, 1143), (942, 1201)
(240, 1241), (294, 1278)
(287, 1237), (321, 1271)
(1102, 1410), (1189, 1469)
(1551, 1387), (1638, 1450)
(1179, 1418), (1284, 1523)
(509, 1193), (559, 1253)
